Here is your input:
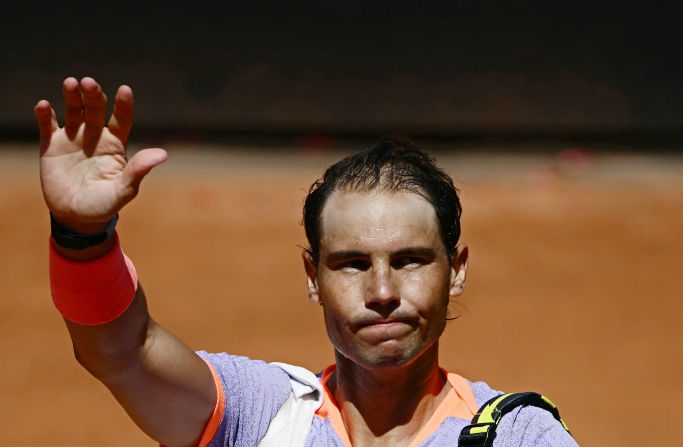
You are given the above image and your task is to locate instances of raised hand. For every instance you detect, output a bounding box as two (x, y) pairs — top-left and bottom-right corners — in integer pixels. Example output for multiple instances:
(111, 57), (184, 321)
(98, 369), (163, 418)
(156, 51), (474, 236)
(35, 77), (167, 233)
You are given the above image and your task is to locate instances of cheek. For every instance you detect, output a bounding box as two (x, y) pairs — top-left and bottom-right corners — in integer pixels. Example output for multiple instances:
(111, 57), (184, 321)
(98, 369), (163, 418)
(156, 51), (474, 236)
(319, 270), (364, 303)
(319, 291), (359, 357)
(402, 269), (451, 314)
(317, 273), (360, 325)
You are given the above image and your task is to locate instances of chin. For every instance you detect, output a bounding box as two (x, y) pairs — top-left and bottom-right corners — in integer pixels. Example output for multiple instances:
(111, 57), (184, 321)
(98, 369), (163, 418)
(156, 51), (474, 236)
(373, 335), (442, 370)
(332, 329), (439, 370)
(349, 341), (424, 370)
(368, 356), (414, 370)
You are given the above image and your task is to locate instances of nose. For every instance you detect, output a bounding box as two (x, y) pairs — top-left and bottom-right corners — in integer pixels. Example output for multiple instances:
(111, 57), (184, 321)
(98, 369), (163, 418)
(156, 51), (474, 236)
(366, 263), (400, 312)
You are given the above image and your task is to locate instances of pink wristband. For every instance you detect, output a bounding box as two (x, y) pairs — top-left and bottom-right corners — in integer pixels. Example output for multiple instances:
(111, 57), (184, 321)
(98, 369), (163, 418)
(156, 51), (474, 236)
(49, 232), (138, 325)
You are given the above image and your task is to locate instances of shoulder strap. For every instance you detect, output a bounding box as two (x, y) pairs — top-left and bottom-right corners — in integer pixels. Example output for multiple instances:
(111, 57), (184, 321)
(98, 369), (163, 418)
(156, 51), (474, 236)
(257, 362), (324, 447)
(458, 392), (571, 447)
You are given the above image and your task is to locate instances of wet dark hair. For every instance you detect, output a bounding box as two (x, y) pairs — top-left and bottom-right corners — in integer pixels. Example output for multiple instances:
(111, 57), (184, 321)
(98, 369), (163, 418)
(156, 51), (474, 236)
(303, 137), (462, 265)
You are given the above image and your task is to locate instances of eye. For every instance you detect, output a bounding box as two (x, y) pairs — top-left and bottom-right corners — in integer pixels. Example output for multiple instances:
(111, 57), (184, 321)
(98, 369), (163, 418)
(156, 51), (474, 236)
(391, 256), (426, 269)
(342, 260), (371, 272)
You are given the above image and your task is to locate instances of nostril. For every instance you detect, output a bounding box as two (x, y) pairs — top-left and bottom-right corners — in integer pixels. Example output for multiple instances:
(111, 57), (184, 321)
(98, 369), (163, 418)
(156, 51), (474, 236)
(365, 300), (400, 318)
(367, 285), (400, 306)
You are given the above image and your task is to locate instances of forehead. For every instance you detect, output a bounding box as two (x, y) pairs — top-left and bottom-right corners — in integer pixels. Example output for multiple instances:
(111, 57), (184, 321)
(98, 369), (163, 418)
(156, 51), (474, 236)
(319, 190), (441, 252)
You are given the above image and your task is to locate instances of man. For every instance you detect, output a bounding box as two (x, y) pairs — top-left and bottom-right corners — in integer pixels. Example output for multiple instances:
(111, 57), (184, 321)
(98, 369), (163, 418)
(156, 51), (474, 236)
(35, 77), (577, 447)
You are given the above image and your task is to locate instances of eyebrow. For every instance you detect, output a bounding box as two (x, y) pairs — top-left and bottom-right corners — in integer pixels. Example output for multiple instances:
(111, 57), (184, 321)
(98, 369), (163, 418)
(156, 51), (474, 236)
(325, 250), (368, 263)
(393, 247), (436, 258)
(325, 247), (436, 263)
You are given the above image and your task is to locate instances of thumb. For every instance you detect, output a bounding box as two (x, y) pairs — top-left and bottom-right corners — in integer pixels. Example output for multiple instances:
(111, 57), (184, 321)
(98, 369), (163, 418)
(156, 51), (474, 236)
(121, 148), (168, 194)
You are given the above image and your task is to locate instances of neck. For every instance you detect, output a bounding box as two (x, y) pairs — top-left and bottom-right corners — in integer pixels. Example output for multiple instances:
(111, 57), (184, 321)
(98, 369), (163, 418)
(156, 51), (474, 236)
(330, 342), (448, 446)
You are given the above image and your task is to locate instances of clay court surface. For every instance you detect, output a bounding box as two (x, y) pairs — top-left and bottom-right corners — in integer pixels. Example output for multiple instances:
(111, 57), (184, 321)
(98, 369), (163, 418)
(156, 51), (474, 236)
(1, 145), (681, 446)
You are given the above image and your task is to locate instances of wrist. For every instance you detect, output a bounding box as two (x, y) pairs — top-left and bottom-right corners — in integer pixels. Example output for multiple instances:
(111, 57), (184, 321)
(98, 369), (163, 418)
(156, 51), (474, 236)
(51, 213), (118, 249)
(49, 212), (115, 234)
(50, 213), (119, 261)
(52, 233), (117, 261)
(54, 219), (110, 234)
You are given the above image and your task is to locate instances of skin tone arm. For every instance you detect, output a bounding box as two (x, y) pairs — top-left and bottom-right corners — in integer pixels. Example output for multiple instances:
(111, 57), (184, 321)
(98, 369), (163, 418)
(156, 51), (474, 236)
(36, 77), (216, 447)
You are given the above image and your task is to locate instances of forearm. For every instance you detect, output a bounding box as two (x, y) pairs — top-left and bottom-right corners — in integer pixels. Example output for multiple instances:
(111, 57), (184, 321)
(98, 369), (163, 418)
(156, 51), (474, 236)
(54, 234), (166, 416)
(65, 285), (150, 381)
(54, 236), (216, 447)
(66, 287), (215, 447)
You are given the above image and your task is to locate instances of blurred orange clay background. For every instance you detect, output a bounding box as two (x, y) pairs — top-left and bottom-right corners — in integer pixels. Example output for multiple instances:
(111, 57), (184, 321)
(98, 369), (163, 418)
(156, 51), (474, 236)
(0, 145), (681, 446)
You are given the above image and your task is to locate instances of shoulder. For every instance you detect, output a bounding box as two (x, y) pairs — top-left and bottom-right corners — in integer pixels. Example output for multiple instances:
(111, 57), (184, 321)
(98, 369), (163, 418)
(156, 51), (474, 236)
(195, 352), (295, 447)
(196, 351), (294, 410)
(197, 351), (292, 384)
(466, 381), (577, 447)
(469, 380), (504, 406)
(495, 405), (578, 446)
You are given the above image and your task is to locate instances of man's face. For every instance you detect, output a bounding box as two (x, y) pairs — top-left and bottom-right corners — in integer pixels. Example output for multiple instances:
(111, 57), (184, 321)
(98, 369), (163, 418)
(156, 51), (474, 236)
(304, 189), (466, 369)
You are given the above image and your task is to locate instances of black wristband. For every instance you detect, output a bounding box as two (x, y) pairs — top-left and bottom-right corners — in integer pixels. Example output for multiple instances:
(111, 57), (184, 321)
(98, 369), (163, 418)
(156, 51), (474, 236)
(50, 213), (118, 250)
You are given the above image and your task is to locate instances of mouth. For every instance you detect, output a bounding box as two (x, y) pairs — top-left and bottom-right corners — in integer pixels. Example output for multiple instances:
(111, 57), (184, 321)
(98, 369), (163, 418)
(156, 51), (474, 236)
(360, 318), (407, 328)
(354, 317), (416, 342)
(355, 314), (417, 329)
(363, 321), (406, 331)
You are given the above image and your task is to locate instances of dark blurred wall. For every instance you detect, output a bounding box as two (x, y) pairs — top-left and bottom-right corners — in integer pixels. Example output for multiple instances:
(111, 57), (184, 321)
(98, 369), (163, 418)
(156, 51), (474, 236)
(2, 1), (682, 140)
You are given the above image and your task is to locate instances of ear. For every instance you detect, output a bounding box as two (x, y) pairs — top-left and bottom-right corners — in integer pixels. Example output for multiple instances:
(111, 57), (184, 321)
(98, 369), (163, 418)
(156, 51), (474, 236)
(302, 250), (321, 304)
(449, 244), (468, 297)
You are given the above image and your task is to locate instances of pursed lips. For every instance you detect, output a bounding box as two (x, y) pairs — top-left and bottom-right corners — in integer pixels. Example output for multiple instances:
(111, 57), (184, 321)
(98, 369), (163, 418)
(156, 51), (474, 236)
(353, 315), (418, 331)
(353, 317), (417, 344)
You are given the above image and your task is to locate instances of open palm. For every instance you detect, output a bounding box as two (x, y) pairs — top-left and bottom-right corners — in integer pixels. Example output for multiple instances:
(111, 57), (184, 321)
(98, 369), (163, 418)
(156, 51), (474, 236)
(35, 77), (167, 232)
